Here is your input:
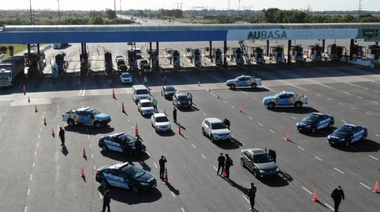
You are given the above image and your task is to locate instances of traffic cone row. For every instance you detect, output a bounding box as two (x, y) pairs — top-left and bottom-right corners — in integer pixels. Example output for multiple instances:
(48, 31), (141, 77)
(112, 89), (116, 99)
(43, 117), (47, 126)
(312, 189), (319, 202)
(285, 133), (291, 141)
(23, 85), (26, 95)
(135, 123), (139, 137)
(207, 86), (211, 92)
(198, 81), (200, 86)
(222, 170), (227, 177)
(217, 94), (220, 99)
(121, 102), (125, 113)
(82, 148), (87, 159)
(239, 105), (243, 113)
(178, 122), (182, 134)
(51, 128), (55, 137)
(81, 166), (85, 177)
(374, 181), (379, 193)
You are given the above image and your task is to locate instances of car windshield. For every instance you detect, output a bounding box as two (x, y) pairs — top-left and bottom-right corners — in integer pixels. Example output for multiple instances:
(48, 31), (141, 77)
(166, 87), (175, 92)
(141, 102), (152, 107)
(136, 89), (149, 95)
(156, 116), (169, 122)
(134, 50), (142, 54)
(335, 125), (353, 136)
(302, 114), (318, 123)
(253, 154), (272, 163)
(178, 95), (188, 101)
(122, 165), (145, 178)
(87, 108), (101, 115)
(119, 134), (137, 144)
(121, 73), (130, 77)
(211, 122), (226, 130)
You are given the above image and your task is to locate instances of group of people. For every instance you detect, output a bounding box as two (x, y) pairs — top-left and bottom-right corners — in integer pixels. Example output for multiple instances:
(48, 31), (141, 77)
(216, 153), (234, 179)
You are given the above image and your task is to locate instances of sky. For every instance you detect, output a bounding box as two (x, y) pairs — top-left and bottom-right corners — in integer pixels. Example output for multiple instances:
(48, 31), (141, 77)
(2, 0), (379, 11)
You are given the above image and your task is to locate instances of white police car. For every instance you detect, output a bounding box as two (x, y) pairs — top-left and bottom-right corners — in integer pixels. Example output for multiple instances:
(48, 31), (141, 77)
(98, 132), (146, 154)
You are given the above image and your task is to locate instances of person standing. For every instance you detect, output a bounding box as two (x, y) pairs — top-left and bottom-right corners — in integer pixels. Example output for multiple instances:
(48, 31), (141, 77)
(122, 140), (132, 163)
(144, 76), (148, 86)
(59, 127), (65, 146)
(159, 155), (167, 179)
(102, 187), (111, 212)
(268, 149), (277, 163)
(217, 153), (225, 175)
(224, 154), (233, 179)
(223, 118), (230, 129)
(173, 107), (177, 123)
(247, 182), (257, 211)
(331, 185), (345, 212)
(187, 92), (193, 105)
(135, 137), (143, 161)
(152, 98), (158, 110)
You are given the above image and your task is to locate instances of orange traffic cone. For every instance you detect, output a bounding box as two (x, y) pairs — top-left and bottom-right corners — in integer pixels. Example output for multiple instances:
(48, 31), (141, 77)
(43, 117), (47, 126)
(51, 128), (55, 137)
(35, 105), (38, 113)
(198, 81), (200, 86)
(112, 89), (116, 99)
(222, 171), (227, 178)
(217, 94), (220, 99)
(178, 122), (182, 134)
(81, 166), (85, 177)
(135, 123), (139, 137)
(28, 96), (30, 103)
(83, 148), (87, 159)
(164, 108), (167, 115)
(165, 168), (168, 183)
(239, 105), (243, 113)
(207, 86), (211, 92)
(286, 133), (291, 141)
(313, 189), (319, 202)
(374, 181), (379, 193)
(121, 102), (125, 113)
(23, 85), (26, 95)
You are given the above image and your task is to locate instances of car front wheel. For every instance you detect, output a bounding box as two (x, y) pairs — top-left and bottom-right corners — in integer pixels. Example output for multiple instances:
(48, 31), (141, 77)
(67, 119), (75, 126)
(240, 159), (245, 167)
(101, 180), (109, 188)
(294, 102), (302, 108)
(94, 121), (102, 128)
(251, 83), (257, 89)
(132, 185), (140, 194)
(268, 102), (275, 109)
(345, 140), (350, 147)
(311, 127), (317, 133)
(361, 134), (366, 141)
(230, 84), (236, 89)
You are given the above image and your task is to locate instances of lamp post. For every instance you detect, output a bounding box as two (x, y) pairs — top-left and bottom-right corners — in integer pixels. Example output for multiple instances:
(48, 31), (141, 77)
(120, 0), (122, 13)
(57, 0), (61, 24)
(114, 0), (117, 23)
(29, 0), (33, 24)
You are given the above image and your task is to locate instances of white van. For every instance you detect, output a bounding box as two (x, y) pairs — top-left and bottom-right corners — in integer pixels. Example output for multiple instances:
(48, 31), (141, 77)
(132, 85), (150, 103)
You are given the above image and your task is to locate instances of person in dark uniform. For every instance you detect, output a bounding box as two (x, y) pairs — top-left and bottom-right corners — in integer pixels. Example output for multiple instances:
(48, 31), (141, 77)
(223, 118), (230, 129)
(268, 149), (277, 163)
(173, 107), (177, 123)
(122, 140), (132, 163)
(102, 187), (111, 212)
(247, 182), (257, 211)
(59, 127), (65, 146)
(217, 153), (225, 175)
(159, 155), (167, 179)
(224, 154), (233, 179)
(135, 137), (143, 161)
(331, 185), (345, 212)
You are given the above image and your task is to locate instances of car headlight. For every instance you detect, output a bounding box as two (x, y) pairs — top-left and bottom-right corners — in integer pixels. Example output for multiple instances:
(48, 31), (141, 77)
(140, 182), (149, 186)
(305, 125), (311, 128)
(276, 168), (280, 172)
(338, 138), (345, 141)
(259, 170), (265, 173)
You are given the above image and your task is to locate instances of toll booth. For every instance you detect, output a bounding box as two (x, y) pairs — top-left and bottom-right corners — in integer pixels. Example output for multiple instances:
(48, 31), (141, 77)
(369, 45), (380, 60)
(192, 49), (202, 68)
(270, 46), (284, 63)
(252, 47), (265, 64)
(172, 50), (180, 69)
(213, 48), (223, 66)
(104, 51), (113, 74)
(308, 44), (323, 61)
(127, 50), (137, 71)
(80, 53), (89, 76)
(24, 46), (46, 75)
(234, 48), (244, 65)
(55, 52), (67, 76)
(327, 44), (345, 61)
(352, 45), (366, 60)
(291, 45), (304, 62)
(147, 49), (159, 70)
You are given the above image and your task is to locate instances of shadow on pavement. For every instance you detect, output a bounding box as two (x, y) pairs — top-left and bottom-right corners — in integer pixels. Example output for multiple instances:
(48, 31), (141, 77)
(98, 186), (162, 205)
(64, 125), (114, 135)
(267, 107), (319, 114)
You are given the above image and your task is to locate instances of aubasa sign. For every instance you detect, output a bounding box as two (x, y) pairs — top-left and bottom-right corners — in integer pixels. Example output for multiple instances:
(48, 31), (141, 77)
(247, 30), (287, 40)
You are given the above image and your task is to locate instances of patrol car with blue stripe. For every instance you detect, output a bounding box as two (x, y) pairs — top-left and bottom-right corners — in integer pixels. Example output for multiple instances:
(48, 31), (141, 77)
(263, 91), (308, 109)
(296, 112), (334, 133)
(328, 123), (367, 147)
(62, 107), (111, 128)
(226, 75), (262, 89)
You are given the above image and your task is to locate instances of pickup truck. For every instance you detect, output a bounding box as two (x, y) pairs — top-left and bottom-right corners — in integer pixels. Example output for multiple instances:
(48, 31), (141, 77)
(226, 75), (262, 89)
(62, 107), (111, 128)
(263, 91), (308, 109)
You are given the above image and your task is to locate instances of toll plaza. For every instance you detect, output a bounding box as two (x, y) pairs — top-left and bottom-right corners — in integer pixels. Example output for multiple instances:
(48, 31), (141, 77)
(1, 23), (380, 74)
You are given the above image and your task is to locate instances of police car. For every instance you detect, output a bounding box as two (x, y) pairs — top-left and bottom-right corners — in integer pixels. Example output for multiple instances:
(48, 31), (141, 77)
(98, 132), (146, 154)
(225, 75), (262, 89)
(296, 113), (334, 133)
(62, 107), (111, 128)
(327, 123), (368, 147)
(263, 91), (308, 109)
(96, 162), (156, 194)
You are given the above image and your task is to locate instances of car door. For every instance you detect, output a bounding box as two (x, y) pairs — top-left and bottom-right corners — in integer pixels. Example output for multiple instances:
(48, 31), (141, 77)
(204, 121), (212, 136)
(243, 151), (253, 170)
(107, 137), (123, 152)
(277, 94), (289, 105)
(237, 76), (245, 86)
(318, 115), (329, 129)
(81, 111), (93, 125)
(352, 127), (364, 143)
(103, 169), (124, 188)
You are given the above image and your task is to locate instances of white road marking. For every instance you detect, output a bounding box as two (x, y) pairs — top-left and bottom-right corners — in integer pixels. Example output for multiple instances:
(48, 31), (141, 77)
(36, 142), (39, 147)
(231, 105), (235, 109)
(203, 113), (207, 117)
(146, 151), (151, 157)
(171, 191), (176, 197)
(358, 96), (363, 99)
(375, 134), (380, 138)
(181, 207), (185, 212)
(372, 101), (379, 104)
(314, 156), (322, 161)
(242, 195), (250, 203)
(327, 98), (332, 101)
(334, 168), (344, 174)
(340, 119), (347, 123)
(248, 116), (253, 120)
(324, 203), (334, 211)
(89, 143), (92, 148)
(153, 163), (158, 168)
(365, 112), (372, 116)
(369, 155), (378, 160)
(24, 206), (27, 212)
(319, 84), (335, 89)
(201, 154), (206, 159)
(91, 154), (94, 159)
(360, 182), (371, 190)
(298, 146), (305, 151)
(257, 122), (263, 126)
(192, 144), (196, 149)
(94, 165), (96, 170)
(34, 152), (37, 156)
(351, 107), (357, 110)
(241, 91), (247, 95)
(27, 189), (30, 196)
(30, 175), (33, 181)
(213, 166), (217, 170)
(344, 91), (351, 95)
(270, 129), (275, 134)
(32, 162), (35, 168)
(338, 102), (344, 105)
(316, 93), (321, 96)
(291, 116), (297, 120)
(38, 134), (40, 139)
(223, 100), (227, 103)
(301, 186), (313, 195)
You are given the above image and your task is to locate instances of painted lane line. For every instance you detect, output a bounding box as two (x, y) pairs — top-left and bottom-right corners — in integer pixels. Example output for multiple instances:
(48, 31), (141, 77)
(89, 143), (92, 149)
(363, 87), (369, 90)
(319, 84), (335, 90)
(344, 91), (351, 95)
(27, 188), (30, 196)
(340, 119), (347, 123)
(242, 195), (250, 203)
(360, 182), (371, 190)
(251, 96), (257, 100)
(34, 152), (37, 156)
(38, 134), (40, 139)
(146, 151), (151, 157)
(241, 91), (247, 95)
(301, 186), (313, 195)
(338, 102), (344, 105)
(153, 163), (158, 169)
(257, 122), (263, 126)
(32, 162), (35, 168)
(36, 142), (39, 147)
(324, 203), (334, 211)
(291, 116), (297, 120)
(298, 146), (305, 151)
(334, 168), (344, 174)
(223, 100), (227, 104)
(351, 107), (357, 110)
(203, 113), (207, 117)
(316, 93), (321, 97)
(270, 129), (275, 134)
(24, 206), (27, 212)
(231, 105), (235, 109)
(314, 156), (322, 161)
(94, 165), (96, 170)
(192, 144), (196, 149)
(346, 82), (361, 88)
(375, 134), (380, 138)
(30, 174), (33, 181)
(171, 191), (176, 198)
(358, 96), (363, 99)
(201, 154), (206, 159)
(91, 154), (94, 159)
(181, 207), (185, 212)
(369, 155), (378, 160)
(248, 116), (253, 120)
(327, 98), (332, 101)
(365, 112), (372, 116)
(213, 166), (217, 170)
(372, 101), (379, 104)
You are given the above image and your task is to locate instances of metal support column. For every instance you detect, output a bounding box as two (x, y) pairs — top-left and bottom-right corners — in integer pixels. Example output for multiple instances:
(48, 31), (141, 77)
(350, 39), (354, 60)
(149, 42), (152, 52)
(223, 40), (228, 67)
(266, 40), (270, 57)
(287, 40), (292, 64)
(156, 42), (159, 67)
(209, 41), (213, 62)
(322, 39), (326, 53)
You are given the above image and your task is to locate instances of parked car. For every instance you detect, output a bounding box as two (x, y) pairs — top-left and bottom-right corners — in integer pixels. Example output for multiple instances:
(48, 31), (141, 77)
(263, 91), (308, 109)
(62, 107), (111, 128)
(98, 132), (146, 153)
(96, 162), (157, 194)
(296, 112), (334, 133)
(151, 113), (172, 132)
(161, 86), (177, 99)
(226, 75), (262, 89)
(240, 148), (279, 178)
(201, 117), (231, 142)
(327, 123), (367, 147)
(138, 99), (156, 116)
(172, 92), (191, 109)
(120, 72), (133, 84)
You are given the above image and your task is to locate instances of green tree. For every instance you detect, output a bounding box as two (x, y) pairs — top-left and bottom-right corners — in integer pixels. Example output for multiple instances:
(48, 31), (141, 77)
(89, 16), (104, 25)
(105, 9), (116, 20)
